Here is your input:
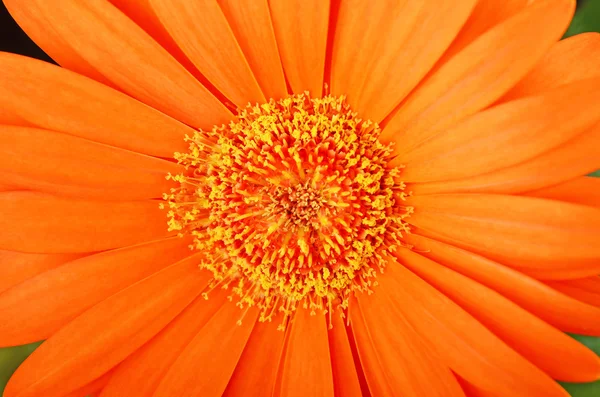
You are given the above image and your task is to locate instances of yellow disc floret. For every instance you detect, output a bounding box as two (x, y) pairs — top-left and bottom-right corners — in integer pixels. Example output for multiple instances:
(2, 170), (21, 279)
(163, 93), (412, 326)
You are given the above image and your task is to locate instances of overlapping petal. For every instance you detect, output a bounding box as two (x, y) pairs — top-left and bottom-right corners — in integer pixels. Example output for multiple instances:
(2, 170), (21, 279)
(100, 287), (228, 397)
(546, 279), (600, 308)
(526, 177), (600, 207)
(269, 0), (329, 96)
(0, 237), (193, 346)
(276, 308), (334, 397)
(439, 0), (532, 61)
(4, 0), (231, 128)
(379, 263), (570, 397)
(0, 251), (83, 294)
(219, 0), (288, 100)
(0, 0), (597, 396)
(149, 0), (265, 108)
(4, 254), (210, 397)
(0, 52), (194, 157)
(381, 0), (574, 152)
(327, 313), (363, 397)
(152, 303), (258, 397)
(407, 194), (600, 275)
(331, 0), (476, 122)
(403, 234), (600, 335)
(400, 78), (600, 181)
(352, 293), (466, 396)
(223, 315), (287, 396)
(394, 248), (600, 382)
(502, 32), (600, 101)
(107, 0), (207, 80)
(409, 124), (600, 195)
(0, 126), (182, 200)
(0, 192), (170, 253)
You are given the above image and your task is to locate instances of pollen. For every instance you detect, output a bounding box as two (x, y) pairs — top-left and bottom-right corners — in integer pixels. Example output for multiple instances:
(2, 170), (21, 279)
(164, 93), (412, 327)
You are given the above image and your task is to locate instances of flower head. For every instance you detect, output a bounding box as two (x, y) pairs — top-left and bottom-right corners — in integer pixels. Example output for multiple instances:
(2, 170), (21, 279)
(0, 0), (599, 397)
(165, 93), (411, 323)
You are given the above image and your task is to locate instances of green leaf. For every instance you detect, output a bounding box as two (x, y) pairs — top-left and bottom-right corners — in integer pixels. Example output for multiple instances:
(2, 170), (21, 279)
(588, 170), (600, 178)
(0, 342), (41, 395)
(573, 2), (600, 184)
(570, 334), (600, 357)
(562, 381), (600, 397)
(564, 0), (600, 38)
(560, 334), (600, 397)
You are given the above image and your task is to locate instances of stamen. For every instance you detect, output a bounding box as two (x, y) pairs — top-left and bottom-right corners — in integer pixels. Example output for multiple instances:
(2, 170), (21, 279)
(165, 93), (412, 326)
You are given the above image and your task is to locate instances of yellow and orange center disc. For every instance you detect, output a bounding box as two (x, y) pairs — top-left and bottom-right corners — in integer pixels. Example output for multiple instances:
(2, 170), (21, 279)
(163, 94), (412, 326)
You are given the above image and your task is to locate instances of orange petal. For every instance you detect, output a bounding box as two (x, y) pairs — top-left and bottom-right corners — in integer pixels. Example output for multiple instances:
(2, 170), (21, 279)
(4, 0), (231, 128)
(0, 52), (193, 157)
(105, 1), (230, 109)
(502, 32), (600, 101)
(4, 254), (210, 397)
(331, 0), (475, 122)
(344, 321), (372, 396)
(269, 0), (329, 96)
(0, 237), (192, 346)
(0, 251), (83, 294)
(395, 248), (600, 382)
(219, 0), (288, 100)
(525, 176), (600, 207)
(276, 307), (334, 397)
(0, 182), (16, 192)
(223, 316), (286, 397)
(0, 126), (181, 200)
(0, 106), (32, 128)
(409, 124), (600, 195)
(149, 0), (265, 108)
(545, 280), (600, 307)
(100, 287), (228, 397)
(0, 192), (170, 253)
(381, 0), (574, 153)
(407, 193), (600, 272)
(379, 263), (569, 397)
(347, 303), (393, 396)
(354, 293), (466, 396)
(401, 78), (600, 181)
(455, 375), (496, 397)
(438, 0), (531, 62)
(3, 5), (114, 87)
(403, 233), (600, 335)
(153, 302), (258, 397)
(327, 312), (362, 397)
(62, 370), (114, 397)
(330, 0), (400, 115)
(558, 276), (600, 293)
(108, 0), (209, 82)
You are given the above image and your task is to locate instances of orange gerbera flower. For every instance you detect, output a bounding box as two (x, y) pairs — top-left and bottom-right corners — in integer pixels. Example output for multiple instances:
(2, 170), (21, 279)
(1, 0), (600, 396)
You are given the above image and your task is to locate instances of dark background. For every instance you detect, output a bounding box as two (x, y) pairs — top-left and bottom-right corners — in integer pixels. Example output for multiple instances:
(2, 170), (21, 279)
(0, 1), (54, 63)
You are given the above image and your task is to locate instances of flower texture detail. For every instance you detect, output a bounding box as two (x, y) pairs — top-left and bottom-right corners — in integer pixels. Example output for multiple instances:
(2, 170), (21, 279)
(0, 0), (599, 397)
(164, 94), (412, 324)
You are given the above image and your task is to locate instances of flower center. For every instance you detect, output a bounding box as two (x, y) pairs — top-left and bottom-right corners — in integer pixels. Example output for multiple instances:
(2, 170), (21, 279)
(266, 182), (328, 229)
(163, 94), (412, 326)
